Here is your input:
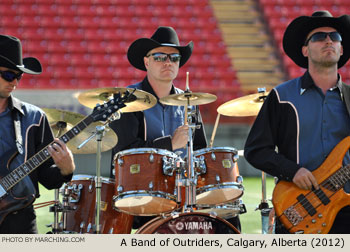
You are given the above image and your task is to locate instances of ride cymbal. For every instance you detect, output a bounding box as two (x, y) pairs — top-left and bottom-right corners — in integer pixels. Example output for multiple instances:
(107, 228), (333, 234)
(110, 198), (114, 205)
(77, 87), (157, 112)
(217, 91), (269, 117)
(43, 108), (118, 154)
(160, 92), (217, 106)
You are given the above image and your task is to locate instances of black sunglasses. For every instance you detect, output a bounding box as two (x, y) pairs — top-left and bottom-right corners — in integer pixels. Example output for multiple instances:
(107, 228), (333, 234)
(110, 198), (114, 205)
(146, 53), (181, 63)
(304, 32), (342, 45)
(0, 70), (23, 82)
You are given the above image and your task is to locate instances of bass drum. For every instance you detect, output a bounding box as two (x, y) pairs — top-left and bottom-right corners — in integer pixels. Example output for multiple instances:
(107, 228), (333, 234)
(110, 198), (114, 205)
(135, 212), (240, 234)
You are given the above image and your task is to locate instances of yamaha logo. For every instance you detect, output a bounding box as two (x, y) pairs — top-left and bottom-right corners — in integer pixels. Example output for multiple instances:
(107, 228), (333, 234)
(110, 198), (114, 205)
(175, 222), (185, 230)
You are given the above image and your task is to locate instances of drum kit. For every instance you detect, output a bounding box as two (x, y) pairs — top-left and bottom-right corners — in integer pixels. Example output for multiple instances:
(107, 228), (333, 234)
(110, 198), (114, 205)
(43, 80), (269, 234)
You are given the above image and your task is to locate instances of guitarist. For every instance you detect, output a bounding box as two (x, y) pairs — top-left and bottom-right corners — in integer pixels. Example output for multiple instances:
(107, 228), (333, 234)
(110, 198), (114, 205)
(244, 11), (350, 233)
(0, 35), (75, 233)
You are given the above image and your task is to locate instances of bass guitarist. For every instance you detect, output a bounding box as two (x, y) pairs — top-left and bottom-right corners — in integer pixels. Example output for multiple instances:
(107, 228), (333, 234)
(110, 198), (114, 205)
(244, 11), (350, 233)
(0, 35), (75, 233)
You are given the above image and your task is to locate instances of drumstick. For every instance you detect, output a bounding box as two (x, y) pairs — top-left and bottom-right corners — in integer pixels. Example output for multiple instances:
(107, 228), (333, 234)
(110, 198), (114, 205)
(186, 72), (189, 91)
(209, 113), (220, 148)
(184, 72), (189, 125)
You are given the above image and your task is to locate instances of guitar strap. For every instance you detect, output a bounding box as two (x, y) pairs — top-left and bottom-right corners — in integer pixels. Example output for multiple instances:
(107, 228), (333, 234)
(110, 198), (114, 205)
(12, 110), (24, 155)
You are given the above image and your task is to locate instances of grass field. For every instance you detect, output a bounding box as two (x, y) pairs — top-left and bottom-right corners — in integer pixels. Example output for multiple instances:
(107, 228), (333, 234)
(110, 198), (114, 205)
(34, 176), (275, 234)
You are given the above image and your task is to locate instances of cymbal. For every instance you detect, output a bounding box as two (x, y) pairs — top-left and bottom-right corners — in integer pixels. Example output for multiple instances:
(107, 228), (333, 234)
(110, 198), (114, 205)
(160, 92), (217, 106)
(43, 108), (118, 154)
(77, 87), (157, 112)
(217, 91), (269, 117)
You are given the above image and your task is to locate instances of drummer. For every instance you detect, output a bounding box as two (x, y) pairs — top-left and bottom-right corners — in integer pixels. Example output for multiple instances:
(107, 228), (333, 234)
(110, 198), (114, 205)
(109, 26), (240, 231)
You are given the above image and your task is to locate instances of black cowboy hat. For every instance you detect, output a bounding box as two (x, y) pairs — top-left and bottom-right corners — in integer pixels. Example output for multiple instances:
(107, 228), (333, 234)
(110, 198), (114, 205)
(283, 10), (350, 68)
(0, 34), (42, 74)
(127, 26), (193, 71)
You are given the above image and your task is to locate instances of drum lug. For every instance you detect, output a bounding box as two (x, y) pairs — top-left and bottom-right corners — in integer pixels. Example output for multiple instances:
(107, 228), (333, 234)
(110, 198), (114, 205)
(79, 221), (85, 233)
(87, 223), (92, 233)
(69, 184), (83, 203)
(197, 155), (206, 174)
(215, 175), (221, 183)
(149, 153), (154, 163)
(211, 152), (216, 161)
(162, 156), (174, 176)
(149, 181), (154, 190)
(236, 175), (243, 184)
(117, 185), (123, 193)
(118, 158), (124, 166)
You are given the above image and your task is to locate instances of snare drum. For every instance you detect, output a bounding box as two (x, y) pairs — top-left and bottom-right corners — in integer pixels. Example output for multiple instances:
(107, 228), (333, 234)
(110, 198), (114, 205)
(63, 175), (133, 234)
(136, 212), (240, 234)
(194, 147), (243, 205)
(113, 148), (178, 216)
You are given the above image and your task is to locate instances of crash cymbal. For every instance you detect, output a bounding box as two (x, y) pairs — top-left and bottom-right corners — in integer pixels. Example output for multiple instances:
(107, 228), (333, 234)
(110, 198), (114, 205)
(77, 87), (157, 112)
(217, 91), (269, 117)
(43, 108), (118, 154)
(160, 92), (217, 106)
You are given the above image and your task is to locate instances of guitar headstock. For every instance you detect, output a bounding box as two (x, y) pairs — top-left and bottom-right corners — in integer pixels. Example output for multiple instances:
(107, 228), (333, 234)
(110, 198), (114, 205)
(90, 92), (129, 122)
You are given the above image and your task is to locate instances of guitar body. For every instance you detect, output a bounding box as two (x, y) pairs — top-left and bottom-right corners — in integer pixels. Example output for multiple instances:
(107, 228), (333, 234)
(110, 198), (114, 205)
(0, 150), (35, 225)
(272, 136), (350, 234)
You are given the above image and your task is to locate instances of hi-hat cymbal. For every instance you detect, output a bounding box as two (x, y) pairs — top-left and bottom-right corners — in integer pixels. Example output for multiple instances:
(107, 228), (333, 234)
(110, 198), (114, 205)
(43, 108), (118, 154)
(77, 87), (157, 112)
(217, 91), (269, 117)
(160, 92), (217, 106)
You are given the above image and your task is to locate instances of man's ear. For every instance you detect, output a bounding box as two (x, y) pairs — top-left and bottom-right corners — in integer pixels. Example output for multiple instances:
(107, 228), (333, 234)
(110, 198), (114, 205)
(302, 45), (308, 57)
(144, 57), (149, 70)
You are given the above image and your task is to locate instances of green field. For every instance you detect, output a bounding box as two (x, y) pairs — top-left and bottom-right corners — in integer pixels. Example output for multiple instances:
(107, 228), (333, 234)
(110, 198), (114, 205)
(35, 176), (275, 234)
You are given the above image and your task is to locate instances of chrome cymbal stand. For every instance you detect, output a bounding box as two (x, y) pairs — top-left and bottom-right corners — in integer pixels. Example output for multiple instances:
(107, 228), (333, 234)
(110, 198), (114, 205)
(182, 93), (201, 211)
(77, 125), (106, 234)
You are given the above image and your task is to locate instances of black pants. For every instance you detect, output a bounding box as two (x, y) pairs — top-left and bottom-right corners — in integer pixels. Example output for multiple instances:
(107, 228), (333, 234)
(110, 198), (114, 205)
(275, 206), (350, 234)
(0, 205), (38, 234)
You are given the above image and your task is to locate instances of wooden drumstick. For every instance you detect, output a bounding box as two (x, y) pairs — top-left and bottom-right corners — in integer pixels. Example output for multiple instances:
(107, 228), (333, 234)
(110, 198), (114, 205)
(209, 113), (220, 148)
(184, 72), (189, 125)
(186, 72), (189, 91)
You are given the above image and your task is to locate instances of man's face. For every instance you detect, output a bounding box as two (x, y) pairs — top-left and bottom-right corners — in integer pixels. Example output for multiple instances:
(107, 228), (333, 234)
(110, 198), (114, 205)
(0, 67), (21, 99)
(144, 46), (180, 83)
(302, 27), (343, 68)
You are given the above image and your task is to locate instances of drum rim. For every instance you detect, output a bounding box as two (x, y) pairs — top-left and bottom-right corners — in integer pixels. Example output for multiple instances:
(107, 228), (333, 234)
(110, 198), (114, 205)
(70, 174), (115, 184)
(193, 147), (238, 156)
(113, 147), (178, 161)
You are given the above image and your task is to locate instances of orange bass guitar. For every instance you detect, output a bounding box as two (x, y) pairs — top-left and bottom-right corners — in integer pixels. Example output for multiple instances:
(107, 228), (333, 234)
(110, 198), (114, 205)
(272, 136), (350, 234)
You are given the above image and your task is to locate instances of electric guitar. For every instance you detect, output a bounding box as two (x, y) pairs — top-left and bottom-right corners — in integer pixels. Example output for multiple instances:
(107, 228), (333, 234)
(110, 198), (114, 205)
(0, 92), (128, 225)
(272, 136), (350, 233)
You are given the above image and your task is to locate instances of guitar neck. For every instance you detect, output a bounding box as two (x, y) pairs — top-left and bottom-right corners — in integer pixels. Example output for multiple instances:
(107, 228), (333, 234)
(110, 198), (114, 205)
(0, 115), (94, 192)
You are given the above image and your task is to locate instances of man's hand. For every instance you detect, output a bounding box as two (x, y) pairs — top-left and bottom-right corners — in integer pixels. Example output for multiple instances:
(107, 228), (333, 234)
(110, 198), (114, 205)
(292, 167), (319, 190)
(171, 125), (189, 150)
(48, 138), (75, 176)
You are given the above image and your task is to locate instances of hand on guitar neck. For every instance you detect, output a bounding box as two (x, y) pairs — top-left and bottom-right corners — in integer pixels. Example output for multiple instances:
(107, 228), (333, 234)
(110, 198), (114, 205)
(292, 167), (319, 191)
(47, 139), (75, 176)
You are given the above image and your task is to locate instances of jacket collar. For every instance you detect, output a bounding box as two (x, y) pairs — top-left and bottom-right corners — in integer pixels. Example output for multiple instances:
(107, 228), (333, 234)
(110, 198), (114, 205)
(8, 96), (24, 115)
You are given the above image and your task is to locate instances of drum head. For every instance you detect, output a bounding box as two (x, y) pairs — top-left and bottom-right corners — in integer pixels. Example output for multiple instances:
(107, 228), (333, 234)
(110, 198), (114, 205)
(136, 212), (240, 234)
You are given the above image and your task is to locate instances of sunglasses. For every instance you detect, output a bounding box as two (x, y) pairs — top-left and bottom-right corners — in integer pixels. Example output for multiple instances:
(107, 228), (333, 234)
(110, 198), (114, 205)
(0, 70), (23, 82)
(146, 53), (181, 63)
(304, 32), (342, 45)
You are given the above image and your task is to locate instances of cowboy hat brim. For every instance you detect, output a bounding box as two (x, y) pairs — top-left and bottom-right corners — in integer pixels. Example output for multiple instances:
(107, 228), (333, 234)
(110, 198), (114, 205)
(283, 14), (350, 68)
(0, 55), (42, 74)
(127, 38), (193, 71)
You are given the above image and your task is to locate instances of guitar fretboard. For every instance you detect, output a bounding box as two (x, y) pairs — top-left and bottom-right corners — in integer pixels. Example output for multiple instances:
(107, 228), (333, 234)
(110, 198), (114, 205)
(0, 116), (94, 192)
(323, 164), (350, 191)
